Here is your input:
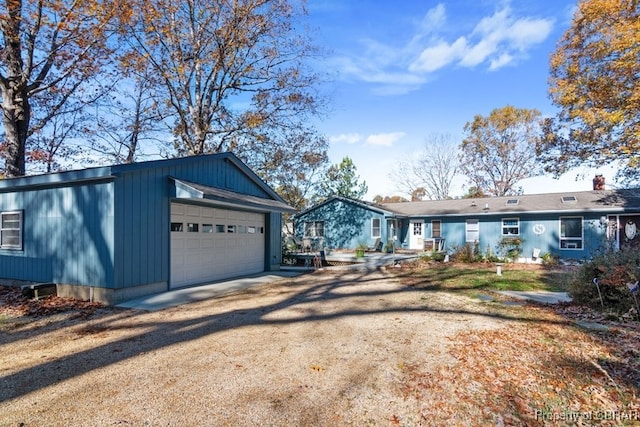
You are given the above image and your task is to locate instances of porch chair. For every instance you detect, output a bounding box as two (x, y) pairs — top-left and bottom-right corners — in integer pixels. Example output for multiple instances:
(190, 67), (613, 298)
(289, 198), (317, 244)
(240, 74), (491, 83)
(367, 237), (382, 252)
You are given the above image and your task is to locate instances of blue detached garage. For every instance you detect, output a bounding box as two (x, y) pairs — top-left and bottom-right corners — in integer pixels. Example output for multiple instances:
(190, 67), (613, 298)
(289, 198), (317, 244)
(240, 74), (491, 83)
(0, 153), (294, 304)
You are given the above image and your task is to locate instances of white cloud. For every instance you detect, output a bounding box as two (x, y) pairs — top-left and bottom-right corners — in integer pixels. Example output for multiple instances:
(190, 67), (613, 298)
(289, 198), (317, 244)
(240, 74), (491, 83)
(460, 6), (554, 70)
(419, 3), (446, 32)
(410, 37), (468, 72)
(460, 38), (495, 67)
(508, 18), (554, 49)
(365, 132), (406, 147)
(489, 53), (514, 71)
(333, 3), (555, 91)
(329, 133), (362, 145)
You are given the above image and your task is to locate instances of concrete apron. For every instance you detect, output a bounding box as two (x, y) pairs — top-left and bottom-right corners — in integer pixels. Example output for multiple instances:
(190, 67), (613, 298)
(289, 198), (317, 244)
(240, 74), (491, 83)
(117, 271), (303, 311)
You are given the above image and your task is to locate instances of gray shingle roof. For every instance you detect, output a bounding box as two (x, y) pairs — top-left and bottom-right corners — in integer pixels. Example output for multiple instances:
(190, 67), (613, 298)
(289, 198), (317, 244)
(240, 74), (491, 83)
(380, 190), (640, 217)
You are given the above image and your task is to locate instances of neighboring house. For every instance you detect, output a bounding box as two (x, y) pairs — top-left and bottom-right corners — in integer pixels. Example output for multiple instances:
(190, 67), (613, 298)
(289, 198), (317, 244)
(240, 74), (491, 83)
(295, 179), (640, 262)
(293, 196), (397, 251)
(0, 153), (294, 304)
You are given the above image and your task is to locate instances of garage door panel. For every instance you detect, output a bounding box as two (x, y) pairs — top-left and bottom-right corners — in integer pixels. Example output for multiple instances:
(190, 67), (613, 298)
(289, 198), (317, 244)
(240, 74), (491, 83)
(170, 203), (265, 289)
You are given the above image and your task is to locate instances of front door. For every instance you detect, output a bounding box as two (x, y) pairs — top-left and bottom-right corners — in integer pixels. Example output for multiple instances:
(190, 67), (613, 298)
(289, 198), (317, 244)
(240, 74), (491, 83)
(409, 220), (424, 250)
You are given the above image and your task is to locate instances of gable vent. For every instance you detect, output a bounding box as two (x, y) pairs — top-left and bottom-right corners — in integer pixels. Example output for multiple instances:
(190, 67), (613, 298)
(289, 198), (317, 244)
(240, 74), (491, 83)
(561, 195), (577, 203)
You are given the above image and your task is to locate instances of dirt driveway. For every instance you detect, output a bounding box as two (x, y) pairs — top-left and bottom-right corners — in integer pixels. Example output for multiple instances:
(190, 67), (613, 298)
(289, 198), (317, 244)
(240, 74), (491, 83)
(1, 268), (638, 426)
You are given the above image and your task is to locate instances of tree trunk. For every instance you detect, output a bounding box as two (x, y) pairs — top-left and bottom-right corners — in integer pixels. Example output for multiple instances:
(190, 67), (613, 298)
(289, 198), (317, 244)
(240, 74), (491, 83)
(2, 84), (30, 177)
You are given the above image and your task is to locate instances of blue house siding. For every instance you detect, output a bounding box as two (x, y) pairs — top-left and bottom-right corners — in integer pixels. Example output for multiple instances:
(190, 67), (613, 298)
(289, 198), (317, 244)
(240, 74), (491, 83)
(0, 179), (115, 287)
(0, 153), (292, 304)
(299, 191), (640, 262)
(113, 167), (169, 290)
(267, 212), (283, 268)
(294, 197), (391, 250)
(111, 156), (278, 290)
(403, 213), (608, 261)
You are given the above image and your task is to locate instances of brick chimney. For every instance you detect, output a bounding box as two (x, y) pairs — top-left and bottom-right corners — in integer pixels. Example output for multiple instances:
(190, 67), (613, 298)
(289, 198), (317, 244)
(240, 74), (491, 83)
(593, 174), (605, 190)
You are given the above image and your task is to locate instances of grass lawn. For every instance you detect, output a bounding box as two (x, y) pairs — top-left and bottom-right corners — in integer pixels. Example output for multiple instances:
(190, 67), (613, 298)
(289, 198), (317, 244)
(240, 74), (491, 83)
(400, 261), (571, 293)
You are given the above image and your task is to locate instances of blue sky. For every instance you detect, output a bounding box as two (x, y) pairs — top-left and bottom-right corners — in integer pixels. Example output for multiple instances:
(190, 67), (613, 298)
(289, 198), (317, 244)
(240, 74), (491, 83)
(305, 0), (617, 200)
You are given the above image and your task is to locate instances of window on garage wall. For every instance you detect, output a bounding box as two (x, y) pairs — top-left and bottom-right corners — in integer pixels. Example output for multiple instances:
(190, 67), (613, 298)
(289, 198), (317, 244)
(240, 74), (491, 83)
(304, 221), (324, 237)
(560, 216), (583, 249)
(1, 210), (23, 250)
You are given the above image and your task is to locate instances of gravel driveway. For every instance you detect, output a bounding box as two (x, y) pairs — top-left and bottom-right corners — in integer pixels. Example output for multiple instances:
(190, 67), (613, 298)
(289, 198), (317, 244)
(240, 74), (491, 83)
(1, 268), (514, 426)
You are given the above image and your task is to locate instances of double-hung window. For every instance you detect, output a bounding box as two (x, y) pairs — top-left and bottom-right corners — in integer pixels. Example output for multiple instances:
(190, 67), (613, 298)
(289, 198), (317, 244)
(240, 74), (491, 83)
(466, 219), (479, 242)
(560, 217), (583, 249)
(371, 218), (381, 238)
(304, 221), (324, 238)
(502, 218), (520, 236)
(431, 220), (441, 238)
(1, 210), (23, 250)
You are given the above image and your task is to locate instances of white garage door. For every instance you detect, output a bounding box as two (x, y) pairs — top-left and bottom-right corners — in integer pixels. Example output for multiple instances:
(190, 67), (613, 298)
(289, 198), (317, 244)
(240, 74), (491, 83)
(170, 203), (265, 289)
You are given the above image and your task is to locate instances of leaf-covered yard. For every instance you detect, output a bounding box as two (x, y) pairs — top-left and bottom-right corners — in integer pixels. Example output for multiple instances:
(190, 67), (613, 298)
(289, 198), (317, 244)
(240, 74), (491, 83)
(395, 262), (640, 425)
(1, 263), (639, 426)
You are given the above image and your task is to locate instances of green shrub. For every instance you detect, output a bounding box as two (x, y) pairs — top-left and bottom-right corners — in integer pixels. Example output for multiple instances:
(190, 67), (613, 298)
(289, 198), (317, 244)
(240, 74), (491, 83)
(498, 237), (524, 261)
(568, 249), (640, 313)
(431, 251), (446, 262)
(540, 252), (559, 266)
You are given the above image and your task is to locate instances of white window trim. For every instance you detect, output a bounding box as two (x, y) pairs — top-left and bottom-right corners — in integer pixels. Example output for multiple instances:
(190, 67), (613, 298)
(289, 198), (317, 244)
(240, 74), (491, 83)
(371, 218), (381, 238)
(431, 220), (441, 238)
(466, 219), (479, 243)
(501, 218), (520, 236)
(559, 216), (584, 250)
(1, 210), (23, 250)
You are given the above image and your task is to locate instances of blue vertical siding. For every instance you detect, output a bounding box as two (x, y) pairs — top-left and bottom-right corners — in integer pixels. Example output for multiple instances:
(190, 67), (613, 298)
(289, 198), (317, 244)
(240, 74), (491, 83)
(267, 212), (282, 267)
(295, 199), (388, 249)
(1, 154), (289, 292)
(409, 213), (607, 260)
(0, 180), (115, 286)
(112, 155), (278, 289)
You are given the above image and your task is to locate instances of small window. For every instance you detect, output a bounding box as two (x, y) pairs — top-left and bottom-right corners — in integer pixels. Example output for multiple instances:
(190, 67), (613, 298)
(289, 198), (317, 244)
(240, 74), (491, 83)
(1, 211), (23, 250)
(560, 216), (583, 249)
(502, 218), (520, 235)
(170, 222), (183, 232)
(304, 221), (324, 237)
(466, 219), (479, 242)
(227, 225), (236, 233)
(238, 225), (246, 234)
(431, 220), (441, 238)
(247, 226), (256, 234)
(216, 224), (225, 233)
(412, 222), (422, 236)
(371, 218), (381, 238)
(187, 223), (199, 232)
(202, 224), (213, 233)
(259, 227), (264, 234)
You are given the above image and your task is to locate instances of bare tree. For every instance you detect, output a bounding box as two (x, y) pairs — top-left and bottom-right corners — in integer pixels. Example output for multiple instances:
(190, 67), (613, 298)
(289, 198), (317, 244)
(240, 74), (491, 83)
(390, 133), (460, 200)
(88, 70), (166, 164)
(0, 0), (130, 177)
(27, 112), (83, 173)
